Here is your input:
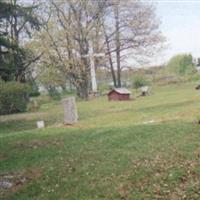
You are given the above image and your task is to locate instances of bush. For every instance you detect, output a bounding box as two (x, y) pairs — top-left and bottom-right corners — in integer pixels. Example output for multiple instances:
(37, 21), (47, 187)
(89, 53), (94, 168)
(152, 75), (182, 86)
(29, 83), (40, 97)
(27, 99), (40, 112)
(47, 86), (61, 100)
(132, 75), (148, 89)
(166, 54), (196, 76)
(0, 81), (30, 115)
(185, 73), (200, 82)
(98, 83), (110, 94)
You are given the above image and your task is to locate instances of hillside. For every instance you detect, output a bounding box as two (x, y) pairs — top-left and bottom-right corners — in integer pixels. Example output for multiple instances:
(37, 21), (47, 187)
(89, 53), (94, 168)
(1, 82), (200, 199)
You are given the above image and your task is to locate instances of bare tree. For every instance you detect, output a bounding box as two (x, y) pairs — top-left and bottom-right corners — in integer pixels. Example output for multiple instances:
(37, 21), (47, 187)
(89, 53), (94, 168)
(32, 0), (164, 99)
(103, 0), (165, 87)
(35, 0), (107, 99)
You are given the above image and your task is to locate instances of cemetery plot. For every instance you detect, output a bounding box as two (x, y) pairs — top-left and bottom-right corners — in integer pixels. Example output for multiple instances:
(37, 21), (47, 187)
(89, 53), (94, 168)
(1, 83), (200, 199)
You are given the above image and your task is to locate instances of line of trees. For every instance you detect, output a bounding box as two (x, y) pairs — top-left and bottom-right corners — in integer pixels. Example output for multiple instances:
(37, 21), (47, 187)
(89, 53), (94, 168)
(0, 0), (165, 100)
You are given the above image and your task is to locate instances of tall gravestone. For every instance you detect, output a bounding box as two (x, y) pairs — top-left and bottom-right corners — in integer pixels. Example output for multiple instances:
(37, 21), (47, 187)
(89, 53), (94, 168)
(62, 97), (78, 125)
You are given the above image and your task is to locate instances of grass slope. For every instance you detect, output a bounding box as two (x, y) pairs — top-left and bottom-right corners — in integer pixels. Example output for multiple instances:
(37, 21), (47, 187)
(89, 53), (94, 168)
(1, 82), (200, 199)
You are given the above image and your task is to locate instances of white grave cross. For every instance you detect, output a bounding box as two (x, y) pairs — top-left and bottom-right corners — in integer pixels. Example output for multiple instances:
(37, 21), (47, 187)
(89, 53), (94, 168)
(82, 41), (105, 93)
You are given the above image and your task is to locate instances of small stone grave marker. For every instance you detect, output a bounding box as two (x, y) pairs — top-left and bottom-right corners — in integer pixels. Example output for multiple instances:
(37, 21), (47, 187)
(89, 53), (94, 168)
(140, 86), (149, 96)
(37, 120), (45, 128)
(0, 181), (13, 189)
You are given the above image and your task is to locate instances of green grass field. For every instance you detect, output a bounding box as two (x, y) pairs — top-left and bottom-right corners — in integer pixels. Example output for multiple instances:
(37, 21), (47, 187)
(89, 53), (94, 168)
(1, 82), (200, 200)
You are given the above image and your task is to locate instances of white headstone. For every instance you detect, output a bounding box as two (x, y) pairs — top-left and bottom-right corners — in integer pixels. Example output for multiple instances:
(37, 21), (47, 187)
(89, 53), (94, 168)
(37, 120), (45, 128)
(62, 97), (78, 125)
(140, 86), (149, 96)
(140, 86), (149, 93)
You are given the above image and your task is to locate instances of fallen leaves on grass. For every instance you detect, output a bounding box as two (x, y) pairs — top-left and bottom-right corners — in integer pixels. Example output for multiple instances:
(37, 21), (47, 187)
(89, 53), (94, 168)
(0, 167), (43, 198)
(114, 149), (200, 199)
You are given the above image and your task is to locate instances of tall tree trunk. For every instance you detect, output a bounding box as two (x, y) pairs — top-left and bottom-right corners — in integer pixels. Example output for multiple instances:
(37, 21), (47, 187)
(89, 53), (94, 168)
(76, 78), (89, 100)
(11, 0), (25, 83)
(114, 3), (121, 88)
(103, 25), (117, 87)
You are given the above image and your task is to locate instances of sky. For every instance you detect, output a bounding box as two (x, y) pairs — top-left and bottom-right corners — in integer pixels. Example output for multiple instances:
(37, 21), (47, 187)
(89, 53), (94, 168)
(20, 0), (200, 66)
(155, 0), (200, 65)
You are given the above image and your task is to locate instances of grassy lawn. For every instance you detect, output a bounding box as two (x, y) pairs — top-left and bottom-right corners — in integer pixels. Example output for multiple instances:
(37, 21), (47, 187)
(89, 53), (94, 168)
(1, 82), (200, 199)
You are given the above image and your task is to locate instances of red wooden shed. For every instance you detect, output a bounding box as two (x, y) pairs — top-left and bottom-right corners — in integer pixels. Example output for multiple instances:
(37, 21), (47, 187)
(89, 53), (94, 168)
(107, 88), (131, 101)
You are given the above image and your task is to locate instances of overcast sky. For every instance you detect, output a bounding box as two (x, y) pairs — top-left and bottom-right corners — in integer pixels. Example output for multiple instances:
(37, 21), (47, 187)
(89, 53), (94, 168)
(155, 0), (200, 64)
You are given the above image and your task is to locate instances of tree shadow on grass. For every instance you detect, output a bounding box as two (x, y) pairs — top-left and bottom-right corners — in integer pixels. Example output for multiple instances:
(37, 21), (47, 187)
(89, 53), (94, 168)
(0, 112), (63, 135)
(0, 120), (38, 134)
